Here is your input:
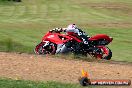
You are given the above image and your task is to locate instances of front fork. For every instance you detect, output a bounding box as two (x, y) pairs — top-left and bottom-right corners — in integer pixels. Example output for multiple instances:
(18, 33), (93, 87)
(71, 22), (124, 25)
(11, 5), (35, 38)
(42, 41), (50, 48)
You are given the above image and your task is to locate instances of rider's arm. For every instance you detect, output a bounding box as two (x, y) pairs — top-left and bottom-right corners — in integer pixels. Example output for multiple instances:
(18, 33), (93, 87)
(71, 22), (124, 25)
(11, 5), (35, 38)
(49, 28), (62, 33)
(49, 28), (67, 33)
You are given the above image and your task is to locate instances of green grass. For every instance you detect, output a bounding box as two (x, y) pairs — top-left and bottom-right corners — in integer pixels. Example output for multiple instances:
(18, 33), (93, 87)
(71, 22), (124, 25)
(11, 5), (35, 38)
(0, 0), (132, 62)
(0, 78), (108, 88)
(0, 0), (132, 88)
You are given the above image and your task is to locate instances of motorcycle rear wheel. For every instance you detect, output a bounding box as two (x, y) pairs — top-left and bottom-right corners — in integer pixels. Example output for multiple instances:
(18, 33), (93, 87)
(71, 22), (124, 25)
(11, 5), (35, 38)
(96, 46), (112, 60)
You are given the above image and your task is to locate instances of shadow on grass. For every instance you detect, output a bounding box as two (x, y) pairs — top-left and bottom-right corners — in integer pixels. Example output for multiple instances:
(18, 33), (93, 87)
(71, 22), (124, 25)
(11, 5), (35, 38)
(0, 38), (33, 53)
(0, 0), (15, 5)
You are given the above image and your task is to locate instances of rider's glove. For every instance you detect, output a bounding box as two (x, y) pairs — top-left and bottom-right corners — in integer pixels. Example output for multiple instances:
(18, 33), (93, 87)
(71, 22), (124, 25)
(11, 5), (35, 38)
(49, 28), (57, 32)
(56, 28), (63, 32)
(54, 28), (62, 32)
(49, 29), (53, 32)
(50, 28), (66, 33)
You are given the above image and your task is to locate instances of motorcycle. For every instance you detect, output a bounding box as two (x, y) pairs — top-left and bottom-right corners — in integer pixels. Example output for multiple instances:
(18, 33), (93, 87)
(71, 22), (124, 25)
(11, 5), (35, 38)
(34, 31), (113, 60)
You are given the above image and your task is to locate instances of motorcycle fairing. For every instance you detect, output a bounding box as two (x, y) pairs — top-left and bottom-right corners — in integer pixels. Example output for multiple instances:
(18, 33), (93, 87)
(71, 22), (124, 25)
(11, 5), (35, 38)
(88, 34), (113, 43)
(43, 34), (64, 44)
(42, 32), (82, 44)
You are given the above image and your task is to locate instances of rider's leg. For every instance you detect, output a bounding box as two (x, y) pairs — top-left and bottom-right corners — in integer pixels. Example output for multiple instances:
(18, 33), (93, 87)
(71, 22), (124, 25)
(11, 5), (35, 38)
(56, 44), (69, 54)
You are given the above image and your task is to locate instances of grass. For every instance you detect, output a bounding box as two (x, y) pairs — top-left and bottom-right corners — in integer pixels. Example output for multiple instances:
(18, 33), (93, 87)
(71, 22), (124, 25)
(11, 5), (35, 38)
(0, 78), (110, 88)
(0, 0), (132, 88)
(0, 0), (132, 62)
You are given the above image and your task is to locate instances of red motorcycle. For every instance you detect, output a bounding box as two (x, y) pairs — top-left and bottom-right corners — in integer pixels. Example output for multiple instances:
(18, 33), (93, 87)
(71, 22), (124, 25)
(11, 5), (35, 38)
(34, 31), (113, 60)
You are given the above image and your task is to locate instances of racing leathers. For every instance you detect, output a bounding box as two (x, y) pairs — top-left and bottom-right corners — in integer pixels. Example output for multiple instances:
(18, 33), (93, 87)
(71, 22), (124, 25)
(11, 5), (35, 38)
(50, 27), (90, 45)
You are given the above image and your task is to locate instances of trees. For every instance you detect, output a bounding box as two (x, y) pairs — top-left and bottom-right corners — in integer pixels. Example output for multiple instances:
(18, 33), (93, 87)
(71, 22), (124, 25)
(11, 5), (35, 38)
(8, 0), (21, 2)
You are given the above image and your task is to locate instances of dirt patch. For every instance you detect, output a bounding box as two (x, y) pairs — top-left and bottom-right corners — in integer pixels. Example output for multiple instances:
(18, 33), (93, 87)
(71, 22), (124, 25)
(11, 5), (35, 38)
(0, 52), (132, 86)
(80, 2), (132, 19)
(81, 2), (132, 11)
(84, 3), (126, 8)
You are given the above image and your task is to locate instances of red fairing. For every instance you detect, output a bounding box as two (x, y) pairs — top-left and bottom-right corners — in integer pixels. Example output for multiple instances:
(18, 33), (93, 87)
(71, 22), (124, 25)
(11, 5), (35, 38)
(88, 34), (113, 43)
(68, 35), (82, 43)
(41, 32), (82, 44)
(42, 32), (63, 44)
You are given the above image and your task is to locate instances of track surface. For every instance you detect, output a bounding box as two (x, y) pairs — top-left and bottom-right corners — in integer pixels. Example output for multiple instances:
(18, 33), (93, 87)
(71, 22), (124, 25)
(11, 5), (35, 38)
(0, 52), (132, 86)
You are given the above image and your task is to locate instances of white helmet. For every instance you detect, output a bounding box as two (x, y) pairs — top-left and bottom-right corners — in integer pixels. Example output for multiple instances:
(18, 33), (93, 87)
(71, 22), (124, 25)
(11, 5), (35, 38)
(67, 24), (78, 29)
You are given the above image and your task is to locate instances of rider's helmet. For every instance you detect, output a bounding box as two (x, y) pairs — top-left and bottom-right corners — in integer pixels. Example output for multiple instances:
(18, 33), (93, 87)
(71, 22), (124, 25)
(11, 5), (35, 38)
(66, 24), (78, 35)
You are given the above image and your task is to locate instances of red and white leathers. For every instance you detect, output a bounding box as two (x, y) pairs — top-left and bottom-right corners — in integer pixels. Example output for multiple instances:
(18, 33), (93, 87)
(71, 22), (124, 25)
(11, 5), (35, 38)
(50, 24), (89, 44)
(49, 24), (90, 54)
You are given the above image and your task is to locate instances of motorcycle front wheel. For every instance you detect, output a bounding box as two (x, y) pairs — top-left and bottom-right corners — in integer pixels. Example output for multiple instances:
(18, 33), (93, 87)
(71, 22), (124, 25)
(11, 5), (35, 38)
(34, 42), (56, 55)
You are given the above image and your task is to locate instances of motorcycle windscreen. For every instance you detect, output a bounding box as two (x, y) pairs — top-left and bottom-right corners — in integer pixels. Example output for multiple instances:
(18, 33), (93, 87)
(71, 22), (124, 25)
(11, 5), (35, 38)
(45, 34), (64, 44)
